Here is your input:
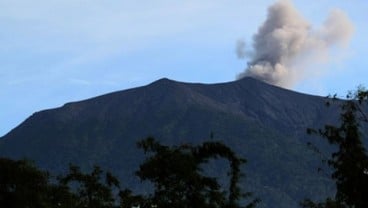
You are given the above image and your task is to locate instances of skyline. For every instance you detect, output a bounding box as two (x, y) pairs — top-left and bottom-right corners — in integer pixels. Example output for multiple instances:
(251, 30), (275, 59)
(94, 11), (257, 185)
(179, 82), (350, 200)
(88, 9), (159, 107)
(1, 0), (368, 136)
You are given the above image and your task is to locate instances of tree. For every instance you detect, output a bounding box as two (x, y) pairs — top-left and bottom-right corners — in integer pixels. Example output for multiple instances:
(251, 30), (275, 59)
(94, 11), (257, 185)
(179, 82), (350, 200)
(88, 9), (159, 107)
(58, 164), (120, 208)
(0, 138), (259, 208)
(0, 158), (49, 208)
(0, 157), (75, 208)
(119, 188), (148, 208)
(135, 137), (259, 208)
(302, 89), (368, 208)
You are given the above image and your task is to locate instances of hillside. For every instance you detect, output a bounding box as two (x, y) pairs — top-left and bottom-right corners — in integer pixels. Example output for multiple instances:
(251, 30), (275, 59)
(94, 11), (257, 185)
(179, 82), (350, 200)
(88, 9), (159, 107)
(0, 77), (338, 207)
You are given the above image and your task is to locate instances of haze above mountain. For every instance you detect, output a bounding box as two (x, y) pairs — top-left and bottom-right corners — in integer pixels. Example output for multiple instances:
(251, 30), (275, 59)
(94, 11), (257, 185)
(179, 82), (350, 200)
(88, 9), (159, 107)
(0, 77), (339, 207)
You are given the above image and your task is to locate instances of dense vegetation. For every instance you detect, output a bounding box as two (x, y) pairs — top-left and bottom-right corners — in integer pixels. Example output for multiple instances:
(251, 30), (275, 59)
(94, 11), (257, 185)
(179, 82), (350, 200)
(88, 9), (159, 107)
(0, 138), (257, 208)
(302, 89), (368, 208)
(0, 158), (120, 208)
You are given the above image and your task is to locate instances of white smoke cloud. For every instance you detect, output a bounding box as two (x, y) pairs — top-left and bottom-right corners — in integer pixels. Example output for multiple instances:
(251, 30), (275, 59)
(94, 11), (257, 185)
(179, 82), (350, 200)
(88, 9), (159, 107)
(236, 0), (354, 88)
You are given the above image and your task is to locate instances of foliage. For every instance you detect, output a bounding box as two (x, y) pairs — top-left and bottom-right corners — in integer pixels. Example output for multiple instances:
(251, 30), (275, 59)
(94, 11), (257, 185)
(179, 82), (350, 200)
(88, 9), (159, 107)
(0, 157), (74, 208)
(135, 137), (259, 208)
(302, 88), (368, 208)
(0, 158), (122, 208)
(119, 188), (148, 208)
(58, 165), (120, 208)
(0, 137), (257, 208)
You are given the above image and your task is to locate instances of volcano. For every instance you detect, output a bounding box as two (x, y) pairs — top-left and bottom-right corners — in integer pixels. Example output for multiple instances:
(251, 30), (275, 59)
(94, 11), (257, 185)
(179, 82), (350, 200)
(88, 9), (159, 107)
(0, 77), (337, 207)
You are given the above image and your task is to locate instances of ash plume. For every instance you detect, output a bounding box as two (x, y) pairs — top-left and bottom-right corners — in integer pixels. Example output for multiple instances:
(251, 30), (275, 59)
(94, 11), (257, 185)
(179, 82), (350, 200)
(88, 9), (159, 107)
(237, 0), (354, 88)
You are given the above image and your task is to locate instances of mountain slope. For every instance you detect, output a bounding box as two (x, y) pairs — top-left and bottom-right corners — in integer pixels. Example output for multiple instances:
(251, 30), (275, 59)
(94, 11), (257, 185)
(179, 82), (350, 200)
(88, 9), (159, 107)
(0, 77), (337, 207)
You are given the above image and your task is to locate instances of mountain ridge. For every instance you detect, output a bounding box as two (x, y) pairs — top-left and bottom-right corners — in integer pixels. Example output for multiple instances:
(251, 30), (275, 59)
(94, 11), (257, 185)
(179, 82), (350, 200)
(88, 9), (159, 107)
(0, 77), (336, 208)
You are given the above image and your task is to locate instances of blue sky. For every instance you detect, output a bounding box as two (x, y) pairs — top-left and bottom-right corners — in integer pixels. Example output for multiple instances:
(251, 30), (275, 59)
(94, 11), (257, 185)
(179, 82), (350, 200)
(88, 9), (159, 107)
(1, 0), (367, 136)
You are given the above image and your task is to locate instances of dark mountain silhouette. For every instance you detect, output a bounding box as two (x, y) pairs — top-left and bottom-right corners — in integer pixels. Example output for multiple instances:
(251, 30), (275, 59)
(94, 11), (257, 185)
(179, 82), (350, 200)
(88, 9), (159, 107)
(0, 77), (338, 207)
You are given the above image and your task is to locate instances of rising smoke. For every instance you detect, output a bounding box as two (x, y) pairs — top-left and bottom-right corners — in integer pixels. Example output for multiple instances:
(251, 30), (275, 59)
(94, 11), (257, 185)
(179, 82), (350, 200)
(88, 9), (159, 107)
(236, 0), (354, 88)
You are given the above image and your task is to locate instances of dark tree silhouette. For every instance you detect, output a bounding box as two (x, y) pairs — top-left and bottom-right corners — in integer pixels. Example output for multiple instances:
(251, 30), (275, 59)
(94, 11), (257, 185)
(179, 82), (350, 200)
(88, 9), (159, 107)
(302, 89), (368, 208)
(135, 137), (259, 208)
(119, 188), (149, 208)
(58, 165), (120, 208)
(0, 158), (75, 208)
(0, 138), (258, 208)
(0, 158), (49, 208)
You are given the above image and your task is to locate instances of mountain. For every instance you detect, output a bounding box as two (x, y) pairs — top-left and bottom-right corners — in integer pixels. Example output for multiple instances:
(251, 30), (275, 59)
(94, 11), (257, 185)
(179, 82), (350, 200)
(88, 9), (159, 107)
(0, 77), (338, 207)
